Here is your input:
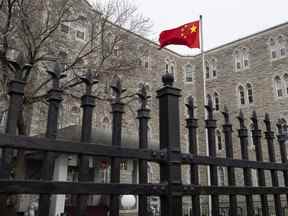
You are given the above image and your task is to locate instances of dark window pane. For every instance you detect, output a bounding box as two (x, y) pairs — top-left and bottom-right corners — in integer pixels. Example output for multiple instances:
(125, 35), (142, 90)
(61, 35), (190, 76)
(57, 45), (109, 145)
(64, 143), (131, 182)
(61, 24), (69, 33)
(76, 30), (85, 39)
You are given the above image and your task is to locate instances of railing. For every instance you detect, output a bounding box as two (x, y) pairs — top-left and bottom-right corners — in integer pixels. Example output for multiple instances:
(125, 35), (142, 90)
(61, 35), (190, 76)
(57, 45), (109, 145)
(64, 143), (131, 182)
(0, 61), (288, 216)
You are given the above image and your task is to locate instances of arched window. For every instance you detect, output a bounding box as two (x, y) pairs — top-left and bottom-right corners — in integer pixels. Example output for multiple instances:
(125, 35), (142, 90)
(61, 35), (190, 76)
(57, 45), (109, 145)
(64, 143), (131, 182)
(278, 35), (286, 57)
(270, 38), (277, 59)
(234, 50), (242, 71)
(205, 61), (210, 79)
(238, 85), (245, 105)
(218, 167), (225, 186)
(216, 130), (222, 151)
(214, 92), (220, 111)
(274, 76), (283, 97)
(246, 83), (253, 104)
(211, 58), (217, 77)
(242, 48), (249, 69)
(165, 63), (169, 73)
(185, 64), (193, 82)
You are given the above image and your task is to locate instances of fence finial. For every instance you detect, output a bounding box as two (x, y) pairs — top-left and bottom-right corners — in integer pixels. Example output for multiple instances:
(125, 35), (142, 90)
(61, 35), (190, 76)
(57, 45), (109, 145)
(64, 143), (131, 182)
(205, 95), (214, 119)
(251, 110), (258, 129)
(237, 110), (246, 128)
(80, 69), (98, 95)
(162, 73), (174, 86)
(111, 76), (126, 102)
(264, 113), (271, 131)
(137, 84), (150, 109)
(186, 96), (195, 118)
(222, 105), (230, 124)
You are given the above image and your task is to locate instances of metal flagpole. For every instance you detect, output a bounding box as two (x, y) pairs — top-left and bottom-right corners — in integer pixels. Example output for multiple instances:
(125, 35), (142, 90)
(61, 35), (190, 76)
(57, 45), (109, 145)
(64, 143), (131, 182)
(200, 14), (212, 216)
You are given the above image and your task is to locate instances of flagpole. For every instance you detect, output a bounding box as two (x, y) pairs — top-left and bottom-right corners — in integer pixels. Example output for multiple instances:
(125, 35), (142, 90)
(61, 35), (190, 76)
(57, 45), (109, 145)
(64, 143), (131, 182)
(200, 14), (212, 216)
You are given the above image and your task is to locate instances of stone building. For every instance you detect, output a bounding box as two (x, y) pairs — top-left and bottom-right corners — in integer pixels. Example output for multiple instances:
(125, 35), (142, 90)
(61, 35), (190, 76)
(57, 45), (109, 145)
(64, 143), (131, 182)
(2, 0), (288, 215)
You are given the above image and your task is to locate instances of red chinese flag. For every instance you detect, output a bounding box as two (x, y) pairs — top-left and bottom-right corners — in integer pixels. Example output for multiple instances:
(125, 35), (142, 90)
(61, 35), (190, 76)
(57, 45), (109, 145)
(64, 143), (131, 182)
(159, 21), (200, 49)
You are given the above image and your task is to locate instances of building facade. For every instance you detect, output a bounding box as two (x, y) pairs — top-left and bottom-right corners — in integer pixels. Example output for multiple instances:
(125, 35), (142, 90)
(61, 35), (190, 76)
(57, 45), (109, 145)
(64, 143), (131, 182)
(2, 0), (288, 215)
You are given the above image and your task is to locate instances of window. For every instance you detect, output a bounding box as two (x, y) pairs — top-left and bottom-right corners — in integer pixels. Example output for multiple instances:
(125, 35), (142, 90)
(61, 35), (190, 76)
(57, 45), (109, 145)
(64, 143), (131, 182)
(61, 24), (69, 34)
(165, 63), (169, 73)
(71, 106), (80, 113)
(76, 30), (85, 40)
(143, 56), (149, 69)
(218, 167), (225, 186)
(214, 92), (220, 111)
(269, 35), (287, 61)
(238, 85), (245, 105)
(251, 169), (258, 186)
(243, 48), (249, 69)
(234, 48), (249, 71)
(246, 83), (253, 104)
(205, 61), (210, 79)
(185, 64), (193, 82)
(274, 76), (283, 97)
(234, 50), (242, 71)
(284, 74), (288, 95)
(120, 160), (128, 170)
(211, 59), (217, 77)
(113, 46), (119, 57)
(216, 130), (222, 151)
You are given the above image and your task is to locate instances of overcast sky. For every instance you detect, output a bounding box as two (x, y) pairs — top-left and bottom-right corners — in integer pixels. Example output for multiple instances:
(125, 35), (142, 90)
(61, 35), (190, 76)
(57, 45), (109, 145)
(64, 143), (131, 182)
(93, 0), (288, 55)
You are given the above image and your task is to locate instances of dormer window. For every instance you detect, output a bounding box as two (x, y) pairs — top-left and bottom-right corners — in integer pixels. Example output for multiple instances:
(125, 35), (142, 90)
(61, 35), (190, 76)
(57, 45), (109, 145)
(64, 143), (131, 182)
(269, 35), (287, 61)
(234, 48), (249, 71)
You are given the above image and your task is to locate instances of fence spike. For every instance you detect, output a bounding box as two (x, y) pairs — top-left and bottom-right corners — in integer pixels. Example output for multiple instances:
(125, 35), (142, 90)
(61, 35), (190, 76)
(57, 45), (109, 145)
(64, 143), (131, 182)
(162, 72), (174, 86)
(264, 113), (271, 131)
(237, 110), (246, 128)
(137, 84), (151, 110)
(205, 95), (214, 119)
(222, 105), (230, 124)
(186, 96), (195, 118)
(79, 69), (98, 95)
(111, 76), (126, 101)
(251, 110), (259, 129)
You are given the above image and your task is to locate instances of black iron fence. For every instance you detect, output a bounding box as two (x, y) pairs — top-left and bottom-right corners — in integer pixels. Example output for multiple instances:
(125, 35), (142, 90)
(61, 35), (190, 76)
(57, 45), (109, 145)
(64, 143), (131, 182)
(0, 61), (288, 216)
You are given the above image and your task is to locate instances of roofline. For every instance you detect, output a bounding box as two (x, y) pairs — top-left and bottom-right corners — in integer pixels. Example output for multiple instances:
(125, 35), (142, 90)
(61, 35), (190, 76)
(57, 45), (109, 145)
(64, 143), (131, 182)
(192, 20), (288, 57)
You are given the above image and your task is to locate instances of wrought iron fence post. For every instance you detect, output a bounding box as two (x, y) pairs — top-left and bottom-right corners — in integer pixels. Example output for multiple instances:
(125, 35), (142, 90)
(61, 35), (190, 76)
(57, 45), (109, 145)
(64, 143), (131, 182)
(237, 111), (254, 216)
(205, 95), (219, 216)
(137, 84), (150, 216)
(185, 96), (200, 216)
(110, 77), (125, 216)
(222, 106), (237, 216)
(157, 73), (182, 216)
(276, 122), (288, 207)
(251, 111), (269, 216)
(1, 50), (30, 178)
(38, 62), (64, 216)
(264, 113), (282, 216)
(76, 70), (97, 216)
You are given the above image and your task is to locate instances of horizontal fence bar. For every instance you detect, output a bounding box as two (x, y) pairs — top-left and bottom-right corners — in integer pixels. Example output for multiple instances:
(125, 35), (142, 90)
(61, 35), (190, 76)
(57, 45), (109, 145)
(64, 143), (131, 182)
(0, 180), (167, 195)
(0, 134), (287, 170)
(1, 180), (288, 196)
(181, 154), (288, 170)
(0, 134), (166, 162)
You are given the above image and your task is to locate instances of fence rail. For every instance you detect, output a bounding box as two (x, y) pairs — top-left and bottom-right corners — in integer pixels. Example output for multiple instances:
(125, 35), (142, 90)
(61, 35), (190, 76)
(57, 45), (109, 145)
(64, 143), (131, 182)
(0, 60), (288, 216)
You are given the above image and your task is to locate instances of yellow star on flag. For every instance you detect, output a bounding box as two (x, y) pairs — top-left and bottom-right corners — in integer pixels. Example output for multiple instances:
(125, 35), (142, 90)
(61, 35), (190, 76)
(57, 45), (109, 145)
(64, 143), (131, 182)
(190, 25), (197, 33)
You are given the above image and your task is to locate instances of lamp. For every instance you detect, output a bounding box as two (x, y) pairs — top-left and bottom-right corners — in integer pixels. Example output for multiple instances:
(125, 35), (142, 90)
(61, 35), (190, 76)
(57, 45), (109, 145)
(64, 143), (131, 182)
(121, 195), (136, 209)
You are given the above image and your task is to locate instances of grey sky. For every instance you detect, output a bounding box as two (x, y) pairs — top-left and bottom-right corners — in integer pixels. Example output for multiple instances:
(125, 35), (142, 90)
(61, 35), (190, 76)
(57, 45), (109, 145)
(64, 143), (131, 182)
(93, 0), (288, 55)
